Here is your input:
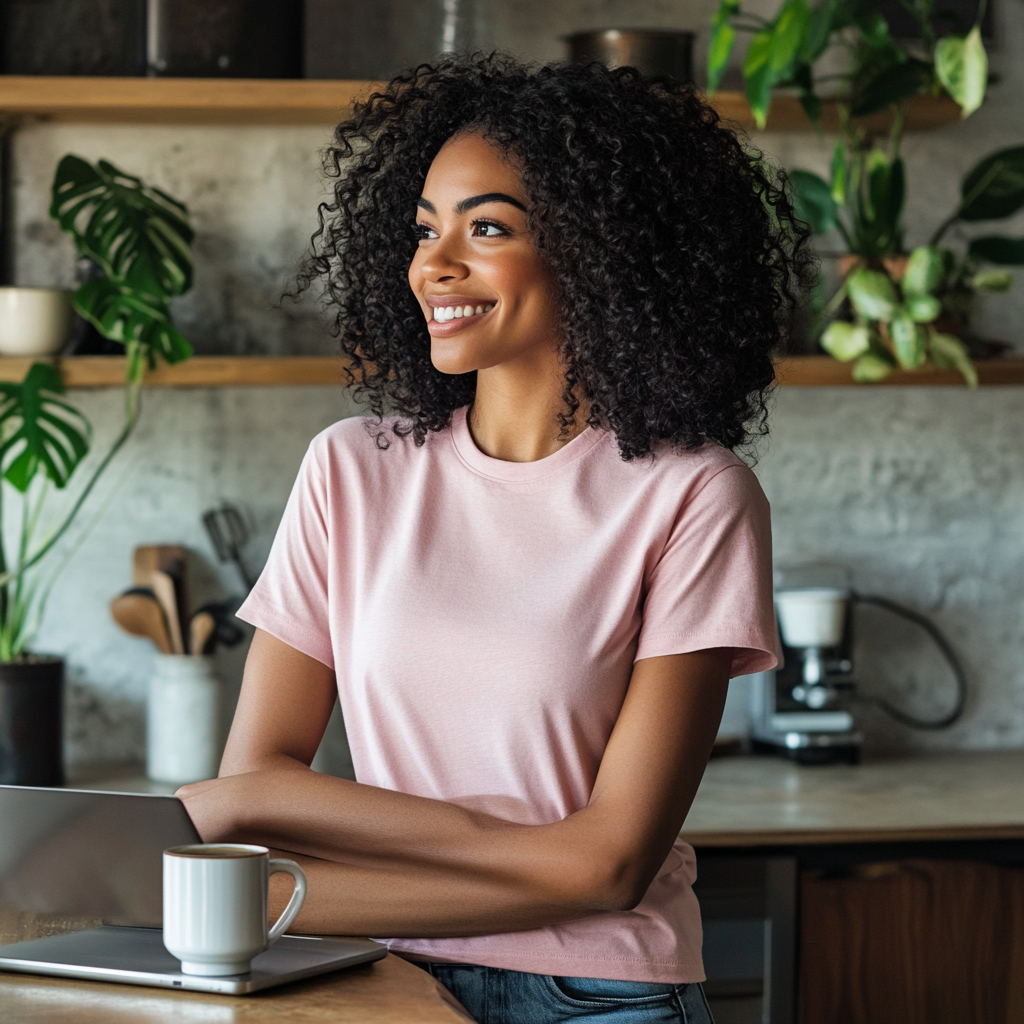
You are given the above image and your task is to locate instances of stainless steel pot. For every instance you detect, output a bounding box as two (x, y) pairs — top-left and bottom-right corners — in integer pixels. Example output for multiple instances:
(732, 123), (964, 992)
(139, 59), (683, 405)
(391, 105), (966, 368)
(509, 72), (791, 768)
(565, 29), (694, 82)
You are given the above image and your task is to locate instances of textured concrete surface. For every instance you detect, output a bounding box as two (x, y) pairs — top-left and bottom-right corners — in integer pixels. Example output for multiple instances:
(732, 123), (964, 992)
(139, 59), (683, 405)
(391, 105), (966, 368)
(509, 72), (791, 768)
(5, 1), (1024, 765)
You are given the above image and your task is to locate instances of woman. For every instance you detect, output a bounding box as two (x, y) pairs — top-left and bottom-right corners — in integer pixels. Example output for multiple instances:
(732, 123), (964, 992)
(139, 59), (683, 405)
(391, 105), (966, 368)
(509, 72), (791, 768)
(179, 55), (810, 1023)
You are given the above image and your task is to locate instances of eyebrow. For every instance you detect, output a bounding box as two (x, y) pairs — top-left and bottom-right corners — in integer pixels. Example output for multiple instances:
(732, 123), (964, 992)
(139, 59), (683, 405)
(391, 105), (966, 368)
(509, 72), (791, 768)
(416, 193), (528, 216)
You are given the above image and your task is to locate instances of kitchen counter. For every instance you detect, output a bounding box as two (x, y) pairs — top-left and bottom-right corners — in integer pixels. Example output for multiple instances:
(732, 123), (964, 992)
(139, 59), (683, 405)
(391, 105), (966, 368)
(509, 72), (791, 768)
(682, 750), (1024, 847)
(0, 952), (473, 1022)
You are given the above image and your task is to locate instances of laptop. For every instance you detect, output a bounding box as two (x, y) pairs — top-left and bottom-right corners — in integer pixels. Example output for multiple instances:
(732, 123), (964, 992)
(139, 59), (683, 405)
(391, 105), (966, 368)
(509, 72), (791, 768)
(0, 785), (386, 994)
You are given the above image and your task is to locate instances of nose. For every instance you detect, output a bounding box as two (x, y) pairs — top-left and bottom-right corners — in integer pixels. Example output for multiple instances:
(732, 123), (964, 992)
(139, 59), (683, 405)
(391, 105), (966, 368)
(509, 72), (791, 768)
(417, 232), (470, 284)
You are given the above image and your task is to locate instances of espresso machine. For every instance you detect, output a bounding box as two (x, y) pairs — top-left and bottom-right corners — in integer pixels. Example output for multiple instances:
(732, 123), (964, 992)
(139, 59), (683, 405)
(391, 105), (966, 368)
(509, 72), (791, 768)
(750, 568), (863, 764)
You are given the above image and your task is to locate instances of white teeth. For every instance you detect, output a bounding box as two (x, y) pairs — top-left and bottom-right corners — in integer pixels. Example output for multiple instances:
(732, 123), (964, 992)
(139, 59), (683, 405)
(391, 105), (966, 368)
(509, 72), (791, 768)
(453, 306), (463, 318)
(475, 305), (483, 315)
(485, 304), (494, 312)
(444, 305), (455, 319)
(463, 305), (474, 317)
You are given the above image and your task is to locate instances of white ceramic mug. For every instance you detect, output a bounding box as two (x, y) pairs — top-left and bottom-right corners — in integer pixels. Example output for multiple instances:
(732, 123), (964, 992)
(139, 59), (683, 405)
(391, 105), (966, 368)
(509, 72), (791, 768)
(163, 844), (306, 976)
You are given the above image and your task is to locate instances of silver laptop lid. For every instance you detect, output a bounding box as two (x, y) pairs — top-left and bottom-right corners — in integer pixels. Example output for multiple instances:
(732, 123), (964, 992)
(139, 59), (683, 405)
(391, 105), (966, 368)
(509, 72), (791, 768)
(0, 786), (199, 941)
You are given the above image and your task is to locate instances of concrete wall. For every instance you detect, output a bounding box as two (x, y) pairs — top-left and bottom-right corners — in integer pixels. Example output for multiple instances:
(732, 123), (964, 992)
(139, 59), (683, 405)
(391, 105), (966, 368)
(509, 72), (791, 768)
(8, 0), (1024, 765)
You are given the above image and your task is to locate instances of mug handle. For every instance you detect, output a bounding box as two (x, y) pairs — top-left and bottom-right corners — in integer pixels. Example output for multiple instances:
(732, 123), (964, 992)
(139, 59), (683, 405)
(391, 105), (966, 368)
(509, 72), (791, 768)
(266, 858), (307, 946)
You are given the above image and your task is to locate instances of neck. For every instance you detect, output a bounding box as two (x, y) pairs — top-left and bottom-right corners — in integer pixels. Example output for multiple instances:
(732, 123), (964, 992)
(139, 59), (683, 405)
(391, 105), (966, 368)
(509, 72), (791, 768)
(468, 359), (587, 463)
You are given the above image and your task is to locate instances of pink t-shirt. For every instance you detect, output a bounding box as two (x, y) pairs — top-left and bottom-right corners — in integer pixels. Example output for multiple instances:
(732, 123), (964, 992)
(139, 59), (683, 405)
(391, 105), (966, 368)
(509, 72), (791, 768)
(238, 407), (779, 983)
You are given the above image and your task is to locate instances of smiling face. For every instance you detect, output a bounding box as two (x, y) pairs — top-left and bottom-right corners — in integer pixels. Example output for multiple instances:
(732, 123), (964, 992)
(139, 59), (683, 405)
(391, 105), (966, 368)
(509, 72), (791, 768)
(408, 131), (564, 377)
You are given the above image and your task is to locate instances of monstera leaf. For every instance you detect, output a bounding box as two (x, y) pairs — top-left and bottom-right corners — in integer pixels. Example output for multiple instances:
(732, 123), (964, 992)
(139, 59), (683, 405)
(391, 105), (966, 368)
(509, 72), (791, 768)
(75, 278), (192, 369)
(50, 155), (193, 299)
(0, 363), (91, 493)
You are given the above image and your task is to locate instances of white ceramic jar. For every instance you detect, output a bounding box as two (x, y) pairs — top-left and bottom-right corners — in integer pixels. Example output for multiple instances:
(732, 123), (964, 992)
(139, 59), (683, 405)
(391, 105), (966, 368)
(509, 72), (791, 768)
(0, 287), (74, 357)
(147, 654), (220, 784)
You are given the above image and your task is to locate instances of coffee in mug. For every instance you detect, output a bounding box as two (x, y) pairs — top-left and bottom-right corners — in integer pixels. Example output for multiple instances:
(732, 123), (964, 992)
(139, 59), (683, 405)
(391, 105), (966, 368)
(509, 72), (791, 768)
(163, 843), (306, 976)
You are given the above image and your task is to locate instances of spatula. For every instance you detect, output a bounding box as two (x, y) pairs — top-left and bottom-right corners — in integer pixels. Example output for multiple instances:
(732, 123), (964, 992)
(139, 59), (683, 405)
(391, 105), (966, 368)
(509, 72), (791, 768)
(110, 588), (172, 654)
(188, 611), (216, 655)
(151, 569), (185, 655)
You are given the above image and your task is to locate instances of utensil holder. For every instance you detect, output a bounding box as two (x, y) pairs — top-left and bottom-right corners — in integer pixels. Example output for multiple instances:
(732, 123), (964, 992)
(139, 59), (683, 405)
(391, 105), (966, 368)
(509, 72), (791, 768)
(147, 655), (220, 784)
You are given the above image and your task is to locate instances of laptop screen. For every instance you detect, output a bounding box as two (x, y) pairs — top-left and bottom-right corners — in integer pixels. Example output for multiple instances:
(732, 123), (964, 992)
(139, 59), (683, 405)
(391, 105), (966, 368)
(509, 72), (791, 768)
(0, 787), (199, 943)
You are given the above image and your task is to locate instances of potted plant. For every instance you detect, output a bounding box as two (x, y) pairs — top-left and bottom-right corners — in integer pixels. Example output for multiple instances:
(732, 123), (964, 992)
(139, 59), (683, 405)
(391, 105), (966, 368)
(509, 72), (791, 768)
(792, 145), (1024, 383)
(708, 0), (1005, 382)
(0, 155), (193, 786)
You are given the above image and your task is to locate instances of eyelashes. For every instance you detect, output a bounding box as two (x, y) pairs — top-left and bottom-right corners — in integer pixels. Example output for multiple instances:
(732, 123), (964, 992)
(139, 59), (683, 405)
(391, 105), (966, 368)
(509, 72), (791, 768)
(413, 219), (512, 240)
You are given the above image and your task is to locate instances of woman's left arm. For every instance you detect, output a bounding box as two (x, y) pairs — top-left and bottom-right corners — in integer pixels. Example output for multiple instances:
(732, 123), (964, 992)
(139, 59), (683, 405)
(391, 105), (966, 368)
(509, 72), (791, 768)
(178, 635), (730, 936)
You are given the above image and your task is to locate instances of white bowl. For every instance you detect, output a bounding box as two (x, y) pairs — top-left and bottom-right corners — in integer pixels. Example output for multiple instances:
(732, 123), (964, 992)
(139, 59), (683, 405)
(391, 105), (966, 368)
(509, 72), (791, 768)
(0, 287), (74, 357)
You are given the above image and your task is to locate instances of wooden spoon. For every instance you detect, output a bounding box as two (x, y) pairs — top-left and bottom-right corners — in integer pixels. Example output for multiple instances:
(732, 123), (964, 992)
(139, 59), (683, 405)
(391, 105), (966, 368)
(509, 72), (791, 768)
(110, 589), (172, 655)
(151, 570), (185, 655)
(189, 611), (216, 656)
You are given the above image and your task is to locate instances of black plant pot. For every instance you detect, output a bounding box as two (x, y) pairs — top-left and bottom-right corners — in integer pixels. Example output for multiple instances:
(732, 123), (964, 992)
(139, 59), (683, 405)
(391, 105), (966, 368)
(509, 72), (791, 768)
(0, 658), (64, 787)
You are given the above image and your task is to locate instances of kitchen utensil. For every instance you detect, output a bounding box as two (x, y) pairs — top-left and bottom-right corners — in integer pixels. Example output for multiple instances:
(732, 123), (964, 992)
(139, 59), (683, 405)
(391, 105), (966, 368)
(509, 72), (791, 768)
(110, 588), (172, 655)
(189, 611), (216, 656)
(565, 30), (694, 82)
(133, 545), (190, 653)
(150, 571), (185, 656)
(193, 600), (246, 654)
(202, 505), (256, 590)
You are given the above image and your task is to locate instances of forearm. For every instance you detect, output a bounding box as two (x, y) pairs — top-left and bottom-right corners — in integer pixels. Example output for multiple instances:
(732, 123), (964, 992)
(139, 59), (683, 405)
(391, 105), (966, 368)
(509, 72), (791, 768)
(269, 849), (597, 937)
(181, 767), (631, 915)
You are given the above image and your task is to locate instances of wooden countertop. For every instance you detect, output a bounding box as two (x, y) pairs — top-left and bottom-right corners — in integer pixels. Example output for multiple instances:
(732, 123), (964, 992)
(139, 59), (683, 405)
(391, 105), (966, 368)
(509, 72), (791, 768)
(0, 952), (473, 1022)
(682, 750), (1024, 847)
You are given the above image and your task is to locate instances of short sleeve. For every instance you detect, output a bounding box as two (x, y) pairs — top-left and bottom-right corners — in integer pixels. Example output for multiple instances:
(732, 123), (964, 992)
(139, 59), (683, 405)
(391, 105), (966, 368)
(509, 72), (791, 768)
(235, 439), (334, 668)
(635, 464), (780, 677)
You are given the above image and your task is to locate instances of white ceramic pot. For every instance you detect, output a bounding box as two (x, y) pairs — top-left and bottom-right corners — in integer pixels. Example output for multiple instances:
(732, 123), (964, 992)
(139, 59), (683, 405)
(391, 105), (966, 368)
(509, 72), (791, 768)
(147, 655), (220, 784)
(0, 287), (74, 357)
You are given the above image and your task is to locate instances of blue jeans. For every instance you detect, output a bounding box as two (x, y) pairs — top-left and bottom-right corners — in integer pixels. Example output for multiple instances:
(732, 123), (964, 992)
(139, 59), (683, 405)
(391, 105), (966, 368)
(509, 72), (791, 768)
(415, 961), (715, 1024)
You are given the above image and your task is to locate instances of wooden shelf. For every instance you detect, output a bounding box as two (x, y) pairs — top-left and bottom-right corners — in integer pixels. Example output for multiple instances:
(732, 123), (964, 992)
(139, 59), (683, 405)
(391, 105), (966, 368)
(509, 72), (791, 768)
(0, 354), (1018, 388)
(0, 355), (351, 387)
(0, 76), (961, 131)
(775, 355), (1024, 386)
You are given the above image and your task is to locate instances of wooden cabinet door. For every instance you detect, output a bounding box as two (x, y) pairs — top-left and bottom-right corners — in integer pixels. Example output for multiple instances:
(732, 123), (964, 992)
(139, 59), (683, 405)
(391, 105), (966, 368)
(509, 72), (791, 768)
(799, 859), (1024, 1024)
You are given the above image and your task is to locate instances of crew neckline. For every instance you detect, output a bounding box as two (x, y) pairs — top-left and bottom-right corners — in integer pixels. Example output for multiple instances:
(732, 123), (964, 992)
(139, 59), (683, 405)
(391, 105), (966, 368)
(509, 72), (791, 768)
(450, 405), (608, 481)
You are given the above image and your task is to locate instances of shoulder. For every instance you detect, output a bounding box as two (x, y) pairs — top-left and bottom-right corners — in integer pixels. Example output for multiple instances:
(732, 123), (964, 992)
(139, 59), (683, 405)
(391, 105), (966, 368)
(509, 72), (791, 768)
(609, 439), (763, 501)
(305, 414), (444, 467)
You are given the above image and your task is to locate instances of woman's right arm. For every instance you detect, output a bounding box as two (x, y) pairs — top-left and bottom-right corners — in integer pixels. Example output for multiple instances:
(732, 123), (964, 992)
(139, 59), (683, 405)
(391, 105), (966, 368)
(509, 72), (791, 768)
(179, 628), (730, 937)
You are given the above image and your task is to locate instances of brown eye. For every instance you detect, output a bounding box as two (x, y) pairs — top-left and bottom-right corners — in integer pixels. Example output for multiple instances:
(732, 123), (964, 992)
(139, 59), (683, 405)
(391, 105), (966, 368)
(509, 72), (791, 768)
(472, 220), (509, 237)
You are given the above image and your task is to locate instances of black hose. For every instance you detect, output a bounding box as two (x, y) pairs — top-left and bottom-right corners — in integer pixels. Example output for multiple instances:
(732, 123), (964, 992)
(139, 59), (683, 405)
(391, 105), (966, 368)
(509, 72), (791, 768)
(849, 592), (968, 730)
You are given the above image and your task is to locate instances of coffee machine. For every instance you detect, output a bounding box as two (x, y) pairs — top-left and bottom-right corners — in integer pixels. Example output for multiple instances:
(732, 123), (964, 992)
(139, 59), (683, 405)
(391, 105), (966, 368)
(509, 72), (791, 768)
(750, 568), (863, 764)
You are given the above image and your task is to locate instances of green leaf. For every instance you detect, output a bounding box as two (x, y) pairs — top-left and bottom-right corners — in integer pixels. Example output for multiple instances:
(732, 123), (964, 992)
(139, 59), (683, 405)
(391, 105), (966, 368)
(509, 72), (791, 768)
(905, 294), (941, 322)
(889, 313), (927, 369)
(958, 147), (1024, 222)
(853, 353), (896, 382)
(851, 60), (934, 118)
(830, 140), (847, 205)
(769, 0), (810, 75)
(902, 245), (945, 295)
(0, 363), (91, 492)
(50, 155), (194, 300)
(74, 278), (193, 365)
(708, 22), (737, 93)
(801, 0), (837, 62)
(847, 267), (899, 320)
(970, 269), (1012, 292)
(744, 30), (775, 128)
(865, 152), (905, 247)
(935, 25), (988, 118)
(967, 235), (1024, 264)
(929, 331), (978, 387)
(790, 169), (838, 234)
(708, 0), (741, 94)
(821, 320), (871, 361)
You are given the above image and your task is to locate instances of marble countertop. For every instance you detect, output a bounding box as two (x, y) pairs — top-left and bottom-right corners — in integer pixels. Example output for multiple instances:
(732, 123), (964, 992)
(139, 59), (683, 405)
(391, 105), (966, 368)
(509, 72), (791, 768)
(682, 750), (1024, 846)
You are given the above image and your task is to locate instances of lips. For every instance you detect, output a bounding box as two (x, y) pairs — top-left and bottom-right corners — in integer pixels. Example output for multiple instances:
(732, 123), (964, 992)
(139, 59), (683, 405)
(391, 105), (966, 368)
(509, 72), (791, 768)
(424, 295), (496, 335)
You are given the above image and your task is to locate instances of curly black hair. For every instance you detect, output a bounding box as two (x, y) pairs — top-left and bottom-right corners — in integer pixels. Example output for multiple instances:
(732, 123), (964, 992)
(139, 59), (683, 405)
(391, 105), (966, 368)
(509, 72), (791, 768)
(298, 54), (813, 460)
